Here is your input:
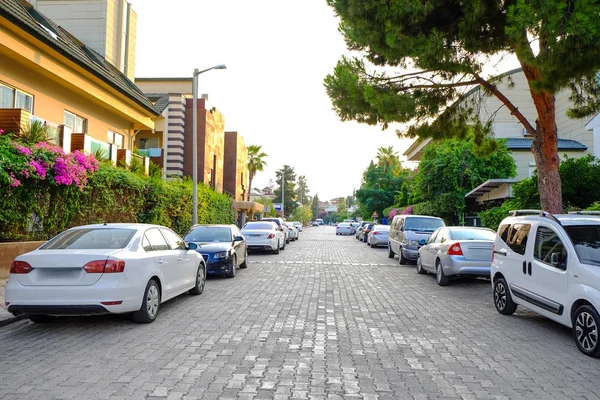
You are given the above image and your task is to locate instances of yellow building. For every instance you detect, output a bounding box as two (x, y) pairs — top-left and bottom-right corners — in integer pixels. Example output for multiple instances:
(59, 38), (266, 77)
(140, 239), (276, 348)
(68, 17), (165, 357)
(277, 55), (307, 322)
(0, 0), (160, 170)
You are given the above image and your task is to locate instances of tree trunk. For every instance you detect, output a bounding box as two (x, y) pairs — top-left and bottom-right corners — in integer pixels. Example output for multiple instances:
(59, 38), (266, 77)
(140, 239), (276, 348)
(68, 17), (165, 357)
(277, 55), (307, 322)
(247, 173), (254, 201)
(527, 78), (563, 213)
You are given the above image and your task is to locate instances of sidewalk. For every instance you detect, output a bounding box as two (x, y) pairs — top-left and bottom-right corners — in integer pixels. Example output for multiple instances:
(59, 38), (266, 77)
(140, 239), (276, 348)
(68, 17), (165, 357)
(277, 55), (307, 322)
(0, 278), (24, 326)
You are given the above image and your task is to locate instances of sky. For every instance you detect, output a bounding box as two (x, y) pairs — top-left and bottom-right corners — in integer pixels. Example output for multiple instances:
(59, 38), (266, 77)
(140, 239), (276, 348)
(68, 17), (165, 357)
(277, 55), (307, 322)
(131, 0), (413, 201)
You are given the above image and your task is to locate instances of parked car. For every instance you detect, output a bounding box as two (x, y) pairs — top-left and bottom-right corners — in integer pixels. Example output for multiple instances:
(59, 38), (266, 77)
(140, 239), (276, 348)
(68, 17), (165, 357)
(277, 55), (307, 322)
(292, 221), (303, 232)
(285, 221), (299, 241)
(388, 215), (445, 264)
(350, 222), (360, 235)
(336, 222), (353, 235)
(367, 225), (391, 248)
(241, 221), (286, 254)
(316, 218), (324, 225)
(5, 223), (206, 323)
(183, 224), (247, 278)
(359, 223), (375, 242)
(416, 226), (496, 285)
(311, 220), (319, 227)
(355, 222), (370, 239)
(491, 210), (600, 357)
(260, 217), (290, 243)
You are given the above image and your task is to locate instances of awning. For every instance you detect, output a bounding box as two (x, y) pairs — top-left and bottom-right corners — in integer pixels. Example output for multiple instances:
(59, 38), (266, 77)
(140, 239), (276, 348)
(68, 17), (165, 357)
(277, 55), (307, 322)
(232, 201), (264, 213)
(465, 179), (519, 200)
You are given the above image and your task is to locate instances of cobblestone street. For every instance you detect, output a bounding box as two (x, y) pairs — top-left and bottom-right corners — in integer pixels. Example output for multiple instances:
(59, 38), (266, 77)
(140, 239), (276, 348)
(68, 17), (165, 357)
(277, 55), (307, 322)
(1, 226), (599, 399)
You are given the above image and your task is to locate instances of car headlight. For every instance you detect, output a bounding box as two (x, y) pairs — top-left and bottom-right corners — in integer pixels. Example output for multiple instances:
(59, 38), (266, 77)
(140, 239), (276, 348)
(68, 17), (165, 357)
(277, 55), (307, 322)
(405, 240), (420, 249)
(213, 251), (228, 259)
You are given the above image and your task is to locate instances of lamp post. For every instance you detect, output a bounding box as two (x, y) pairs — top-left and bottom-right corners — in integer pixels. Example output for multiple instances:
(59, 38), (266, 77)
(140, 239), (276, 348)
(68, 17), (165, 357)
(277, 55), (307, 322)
(192, 64), (226, 225)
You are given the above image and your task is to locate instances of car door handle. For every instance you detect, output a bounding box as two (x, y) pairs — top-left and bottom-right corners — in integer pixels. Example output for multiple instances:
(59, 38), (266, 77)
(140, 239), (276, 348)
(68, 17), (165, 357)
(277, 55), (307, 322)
(156, 259), (164, 265)
(177, 256), (182, 261)
(494, 250), (507, 256)
(522, 261), (527, 274)
(528, 262), (532, 276)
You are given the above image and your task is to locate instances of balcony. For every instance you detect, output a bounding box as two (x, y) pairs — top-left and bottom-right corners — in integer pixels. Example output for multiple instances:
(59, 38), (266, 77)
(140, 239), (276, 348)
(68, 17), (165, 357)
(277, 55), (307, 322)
(0, 108), (29, 134)
(137, 148), (163, 169)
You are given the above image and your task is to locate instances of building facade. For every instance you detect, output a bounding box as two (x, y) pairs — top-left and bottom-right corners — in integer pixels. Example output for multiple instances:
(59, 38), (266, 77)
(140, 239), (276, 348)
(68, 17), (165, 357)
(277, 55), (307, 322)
(0, 0), (158, 171)
(223, 131), (249, 201)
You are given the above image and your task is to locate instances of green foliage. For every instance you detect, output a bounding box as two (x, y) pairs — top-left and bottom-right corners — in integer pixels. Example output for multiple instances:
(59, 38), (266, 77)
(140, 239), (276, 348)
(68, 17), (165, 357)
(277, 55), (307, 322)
(587, 202), (600, 211)
(292, 205), (312, 224)
(478, 201), (517, 232)
(253, 196), (278, 218)
(273, 165), (297, 217)
(412, 137), (516, 222)
(0, 156), (235, 240)
(247, 144), (267, 201)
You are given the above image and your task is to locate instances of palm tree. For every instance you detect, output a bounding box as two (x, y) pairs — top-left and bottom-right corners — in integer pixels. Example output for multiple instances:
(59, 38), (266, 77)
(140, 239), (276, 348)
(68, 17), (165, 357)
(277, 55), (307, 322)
(376, 146), (399, 169)
(247, 145), (268, 201)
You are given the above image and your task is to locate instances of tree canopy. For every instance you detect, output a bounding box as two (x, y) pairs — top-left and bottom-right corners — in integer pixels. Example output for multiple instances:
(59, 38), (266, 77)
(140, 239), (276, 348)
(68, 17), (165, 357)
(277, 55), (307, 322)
(247, 145), (267, 201)
(325, 0), (600, 212)
(273, 165), (297, 217)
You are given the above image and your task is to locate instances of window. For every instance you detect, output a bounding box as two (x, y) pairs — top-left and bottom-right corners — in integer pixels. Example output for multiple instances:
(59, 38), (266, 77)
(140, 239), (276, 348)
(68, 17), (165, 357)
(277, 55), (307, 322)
(505, 223), (531, 255)
(90, 139), (111, 160)
(139, 137), (159, 149)
(0, 83), (33, 112)
(108, 130), (124, 149)
(427, 230), (438, 244)
(64, 111), (87, 133)
(144, 228), (169, 251)
(40, 228), (135, 250)
(161, 228), (186, 250)
(534, 226), (567, 268)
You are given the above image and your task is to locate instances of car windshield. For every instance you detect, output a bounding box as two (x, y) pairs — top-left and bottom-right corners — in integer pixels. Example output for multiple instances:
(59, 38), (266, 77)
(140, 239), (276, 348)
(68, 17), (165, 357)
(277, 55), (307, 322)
(449, 228), (495, 241)
(243, 222), (275, 230)
(183, 226), (231, 243)
(338, 223), (350, 227)
(261, 219), (281, 227)
(40, 228), (136, 250)
(404, 217), (444, 232)
(564, 225), (600, 266)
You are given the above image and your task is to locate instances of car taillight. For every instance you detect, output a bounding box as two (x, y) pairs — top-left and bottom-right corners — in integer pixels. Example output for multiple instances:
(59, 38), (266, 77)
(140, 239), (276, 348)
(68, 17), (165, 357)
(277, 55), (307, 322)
(83, 259), (125, 273)
(267, 233), (275, 239)
(10, 261), (33, 274)
(373, 232), (380, 235)
(448, 243), (463, 256)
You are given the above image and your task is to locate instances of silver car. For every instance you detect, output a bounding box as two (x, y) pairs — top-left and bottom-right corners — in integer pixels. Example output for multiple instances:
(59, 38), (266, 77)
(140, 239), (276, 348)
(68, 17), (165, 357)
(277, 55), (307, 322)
(336, 223), (353, 235)
(416, 226), (496, 286)
(367, 225), (390, 247)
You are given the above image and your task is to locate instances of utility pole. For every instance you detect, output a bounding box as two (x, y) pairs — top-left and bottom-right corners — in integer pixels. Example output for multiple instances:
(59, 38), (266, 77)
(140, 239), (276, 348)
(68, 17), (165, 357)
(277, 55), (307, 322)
(281, 170), (285, 219)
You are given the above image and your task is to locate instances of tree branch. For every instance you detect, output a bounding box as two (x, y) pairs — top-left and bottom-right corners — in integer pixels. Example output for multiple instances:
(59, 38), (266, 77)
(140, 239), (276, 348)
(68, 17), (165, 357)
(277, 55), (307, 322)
(473, 73), (536, 135)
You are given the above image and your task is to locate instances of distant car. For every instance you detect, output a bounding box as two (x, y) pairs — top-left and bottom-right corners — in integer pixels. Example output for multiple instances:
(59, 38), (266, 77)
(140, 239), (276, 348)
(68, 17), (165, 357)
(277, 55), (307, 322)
(367, 225), (391, 248)
(285, 222), (299, 241)
(359, 223), (375, 242)
(336, 222), (353, 235)
(183, 224), (247, 278)
(417, 226), (496, 285)
(316, 218), (324, 225)
(349, 222), (360, 235)
(292, 221), (303, 232)
(241, 221), (285, 254)
(260, 217), (290, 243)
(6, 223), (206, 323)
(312, 221), (319, 227)
(355, 222), (370, 239)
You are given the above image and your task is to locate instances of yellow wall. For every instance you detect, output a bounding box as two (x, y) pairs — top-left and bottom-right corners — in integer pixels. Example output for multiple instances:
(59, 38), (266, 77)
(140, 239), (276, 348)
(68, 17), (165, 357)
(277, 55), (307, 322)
(0, 55), (135, 147)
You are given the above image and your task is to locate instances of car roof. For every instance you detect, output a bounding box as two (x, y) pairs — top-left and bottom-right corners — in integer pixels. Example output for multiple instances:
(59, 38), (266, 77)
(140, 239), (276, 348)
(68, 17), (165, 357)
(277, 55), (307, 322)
(71, 223), (161, 230)
(189, 224), (234, 228)
(502, 214), (600, 227)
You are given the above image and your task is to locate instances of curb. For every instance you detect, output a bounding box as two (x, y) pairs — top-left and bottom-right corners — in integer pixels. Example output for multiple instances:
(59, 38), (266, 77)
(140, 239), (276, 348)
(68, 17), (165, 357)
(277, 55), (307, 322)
(0, 314), (26, 327)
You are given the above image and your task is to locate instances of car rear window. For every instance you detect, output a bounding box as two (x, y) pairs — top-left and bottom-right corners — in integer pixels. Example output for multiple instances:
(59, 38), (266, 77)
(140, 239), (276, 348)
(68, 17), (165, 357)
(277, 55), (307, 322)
(244, 222), (275, 230)
(41, 228), (136, 250)
(564, 225), (600, 266)
(404, 217), (444, 232)
(449, 228), (495, 241)
(184, 226), (231, 243)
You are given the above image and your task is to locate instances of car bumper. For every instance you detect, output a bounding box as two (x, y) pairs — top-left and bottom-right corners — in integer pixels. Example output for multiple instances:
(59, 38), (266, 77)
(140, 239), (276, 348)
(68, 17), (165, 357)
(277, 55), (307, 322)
(206, 258), (233, 275)
(402, 247), (420, 260)
(370, 237), (388, 246)
(246, 238), (277, 251)
(5, 277), (144, 316)
(442, 257), (491, 277)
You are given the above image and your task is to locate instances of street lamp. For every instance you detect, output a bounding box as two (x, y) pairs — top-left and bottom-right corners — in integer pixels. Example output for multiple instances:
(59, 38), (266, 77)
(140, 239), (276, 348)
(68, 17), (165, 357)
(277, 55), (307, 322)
(192, 64), (226, 225)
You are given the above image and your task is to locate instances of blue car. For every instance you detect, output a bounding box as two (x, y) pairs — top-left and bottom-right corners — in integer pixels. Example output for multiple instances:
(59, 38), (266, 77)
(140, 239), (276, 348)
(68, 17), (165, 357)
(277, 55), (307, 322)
(183, 224), (248, 278)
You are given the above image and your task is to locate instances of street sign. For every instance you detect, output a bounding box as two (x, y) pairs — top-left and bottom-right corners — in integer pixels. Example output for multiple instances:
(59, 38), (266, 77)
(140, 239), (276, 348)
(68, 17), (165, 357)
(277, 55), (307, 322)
(273, 203), (282, 212)
(264, 204), (271, 213)
(371, 211), (378, 218)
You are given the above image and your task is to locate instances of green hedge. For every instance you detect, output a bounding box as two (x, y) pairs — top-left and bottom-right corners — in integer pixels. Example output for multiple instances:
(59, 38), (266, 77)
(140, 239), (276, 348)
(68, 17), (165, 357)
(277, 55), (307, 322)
(0, 162), (235, 241)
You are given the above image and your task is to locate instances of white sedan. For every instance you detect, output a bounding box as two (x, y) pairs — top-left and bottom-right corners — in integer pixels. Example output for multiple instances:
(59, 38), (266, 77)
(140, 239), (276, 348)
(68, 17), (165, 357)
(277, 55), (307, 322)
(5, 223), (206, 323)
(336, 223), (353, 235)
(242, 221), (286, 253)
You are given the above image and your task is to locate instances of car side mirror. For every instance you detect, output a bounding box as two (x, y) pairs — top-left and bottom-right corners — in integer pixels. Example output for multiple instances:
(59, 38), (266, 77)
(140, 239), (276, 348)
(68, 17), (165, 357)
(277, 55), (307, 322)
(234, 236), (244, 242)
(187, 242), (198, 250)
(551, 252), (566, 269)
(418, 239), (427, 246)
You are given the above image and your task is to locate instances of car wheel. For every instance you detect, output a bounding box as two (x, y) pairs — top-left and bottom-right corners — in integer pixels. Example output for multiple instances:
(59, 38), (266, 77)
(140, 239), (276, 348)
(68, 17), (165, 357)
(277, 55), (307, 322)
(388, 246), (395, 259)
(273, 241), (280, 254)
(573, 305), (600, 358)
(281, 240), (286, 250)
(227, 255), (237, 278)
(493, 277), (517, 315)
(189, 263), (206, 295)
(399, 247), (408, 265)
(28, 314), (56, 323)
(436, 260), (449, 286)
(240, 250), (248, 269)
(416, 257), (427, 275)
(132, 279), (160, 323)
(286, 237), (290, 244)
